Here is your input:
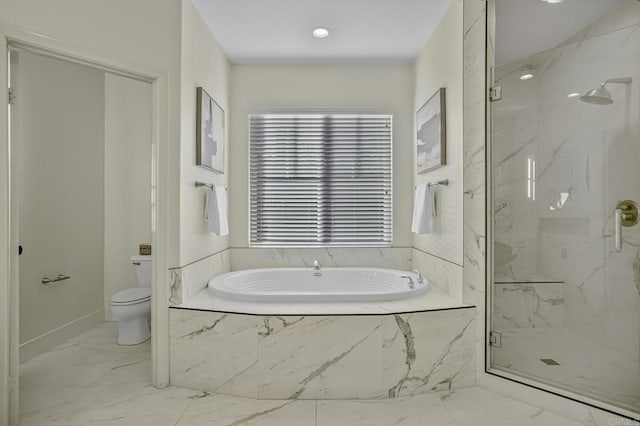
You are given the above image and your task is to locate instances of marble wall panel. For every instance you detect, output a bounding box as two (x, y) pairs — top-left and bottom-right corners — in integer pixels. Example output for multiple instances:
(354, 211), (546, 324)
(230, 247), (412, 272)
(169, 249), (231, 305)
(169, 307), (476, 400)
(382, 309), (476, 397)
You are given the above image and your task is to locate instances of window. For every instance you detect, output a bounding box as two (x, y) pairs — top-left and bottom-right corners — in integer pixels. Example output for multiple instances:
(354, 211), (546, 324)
(250, 113), (392, 246)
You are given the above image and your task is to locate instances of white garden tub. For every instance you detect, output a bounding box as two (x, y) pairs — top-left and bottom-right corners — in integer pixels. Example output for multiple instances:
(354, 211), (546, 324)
(207, 267), (429, 302)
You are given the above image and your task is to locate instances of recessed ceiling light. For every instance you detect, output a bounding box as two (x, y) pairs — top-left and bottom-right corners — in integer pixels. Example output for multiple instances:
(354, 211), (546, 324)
(567, 92), (581, 98)
(312, 27), (331, 38)
(520, 73), (534, 81)
(541, 0), (563, 3)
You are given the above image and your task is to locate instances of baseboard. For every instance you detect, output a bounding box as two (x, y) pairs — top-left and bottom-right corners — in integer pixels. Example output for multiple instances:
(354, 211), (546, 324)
(19, 308), (104, 363)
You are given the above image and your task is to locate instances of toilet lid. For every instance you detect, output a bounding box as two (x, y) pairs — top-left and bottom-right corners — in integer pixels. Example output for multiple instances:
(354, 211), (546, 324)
(111, 287), (151, 305)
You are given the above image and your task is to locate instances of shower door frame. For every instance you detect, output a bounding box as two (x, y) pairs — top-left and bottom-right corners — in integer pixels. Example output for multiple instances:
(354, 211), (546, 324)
(483, 0), (639, 420)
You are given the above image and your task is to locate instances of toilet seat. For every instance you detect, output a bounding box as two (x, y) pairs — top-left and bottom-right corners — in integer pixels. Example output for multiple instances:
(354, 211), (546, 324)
(111, 287), (151, 306)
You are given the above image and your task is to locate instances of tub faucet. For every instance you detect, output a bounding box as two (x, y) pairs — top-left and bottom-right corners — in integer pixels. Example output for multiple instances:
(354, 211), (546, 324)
(401, 275), (415, 289)
(413, 270), (425, 284)
(313, 260), (320, 271)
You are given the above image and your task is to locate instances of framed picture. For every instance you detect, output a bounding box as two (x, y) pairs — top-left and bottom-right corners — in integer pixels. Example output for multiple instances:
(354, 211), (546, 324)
(196, 87), (225, 173)
(416, 87), (446, 174)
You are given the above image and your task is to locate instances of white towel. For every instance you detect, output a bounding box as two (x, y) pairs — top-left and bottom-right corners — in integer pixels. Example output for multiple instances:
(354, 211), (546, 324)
(411, 183), (436, 234)
(204, 185), (229, 236)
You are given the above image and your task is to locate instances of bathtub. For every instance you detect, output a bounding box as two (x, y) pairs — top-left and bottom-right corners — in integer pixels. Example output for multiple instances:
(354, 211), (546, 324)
(207, 267), (429, 302)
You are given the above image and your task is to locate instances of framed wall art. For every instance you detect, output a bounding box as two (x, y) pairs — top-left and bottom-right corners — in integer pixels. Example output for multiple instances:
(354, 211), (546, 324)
(196, 87), (225, 173)
(416, 87), (446, 174)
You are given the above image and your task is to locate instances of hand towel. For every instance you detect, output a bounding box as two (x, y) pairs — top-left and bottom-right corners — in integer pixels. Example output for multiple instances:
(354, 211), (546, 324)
(411, 183), (436, 234)
(204, 185), (229, 236)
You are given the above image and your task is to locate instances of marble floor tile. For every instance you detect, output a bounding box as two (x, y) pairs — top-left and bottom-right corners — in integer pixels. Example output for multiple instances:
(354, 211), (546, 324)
(176, 394), (315, 426)
(491, 327), (640, 412)
(19, 322), (148, 415)
(440, 387), (586, 426)
(20, 322), (635, 425)
(317, 393), (457, 426)
(20, 385), (200, 426)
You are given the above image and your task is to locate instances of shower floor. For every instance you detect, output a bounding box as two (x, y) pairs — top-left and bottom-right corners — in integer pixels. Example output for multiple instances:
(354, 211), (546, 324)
(491, 327), (640, 414)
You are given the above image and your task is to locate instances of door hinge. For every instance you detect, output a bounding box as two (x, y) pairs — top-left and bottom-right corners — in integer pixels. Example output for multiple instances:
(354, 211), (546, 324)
(8, 88), (15, 105)
(489, 85), (502, 102)
(489, 331), (502, 347)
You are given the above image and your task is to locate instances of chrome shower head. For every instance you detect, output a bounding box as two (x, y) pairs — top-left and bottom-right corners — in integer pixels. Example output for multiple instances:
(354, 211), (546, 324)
(580, 77), (632, 105)
(580, 84), (613, 105)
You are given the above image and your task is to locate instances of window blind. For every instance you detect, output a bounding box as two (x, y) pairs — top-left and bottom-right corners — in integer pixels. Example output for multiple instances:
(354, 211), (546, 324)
(250, 113), (392, 246)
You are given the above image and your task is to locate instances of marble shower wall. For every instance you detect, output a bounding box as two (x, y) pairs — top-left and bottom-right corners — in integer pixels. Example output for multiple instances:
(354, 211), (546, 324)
(462, 0), (488, 380)
(493, 1), (640, 362)
(493, 282), (564, 329)
(169, 307), (476, 399)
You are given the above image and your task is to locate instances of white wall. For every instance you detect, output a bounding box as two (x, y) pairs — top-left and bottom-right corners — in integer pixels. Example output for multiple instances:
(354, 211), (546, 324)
(104, 74), (152, 321)
(229, 64), (414, 248)
(17, 51), (105, 360)
(0, 2), (183, 410)
(0, 0), (183, 268)
(413, 1), (464, 266)
(179, 0), (231, 267)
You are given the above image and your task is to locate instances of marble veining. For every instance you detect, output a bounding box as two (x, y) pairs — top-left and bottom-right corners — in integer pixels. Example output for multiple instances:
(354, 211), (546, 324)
(169, 249), (231, 305)
(170, 307), (475, 400)
(21, 322), (633, 425)
(493, 283), (564, 329)
(384, 310), (476, 398)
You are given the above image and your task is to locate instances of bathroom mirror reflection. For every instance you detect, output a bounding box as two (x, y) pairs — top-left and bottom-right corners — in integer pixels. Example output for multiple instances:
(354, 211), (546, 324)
(489, 0), (640, 416)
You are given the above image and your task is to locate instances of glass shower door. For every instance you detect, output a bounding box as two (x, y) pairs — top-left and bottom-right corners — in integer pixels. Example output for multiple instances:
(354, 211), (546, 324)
(489, 0), (640, 417)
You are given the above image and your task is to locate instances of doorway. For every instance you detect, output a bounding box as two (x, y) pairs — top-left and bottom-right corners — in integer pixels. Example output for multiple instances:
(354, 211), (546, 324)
(487, 0), (640, 418)
(9, 47), (154, 420)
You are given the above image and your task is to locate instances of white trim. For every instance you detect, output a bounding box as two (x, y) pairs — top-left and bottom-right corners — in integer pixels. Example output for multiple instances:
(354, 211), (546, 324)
(0, 26), (172, 424)
(18, 309), (104, 363)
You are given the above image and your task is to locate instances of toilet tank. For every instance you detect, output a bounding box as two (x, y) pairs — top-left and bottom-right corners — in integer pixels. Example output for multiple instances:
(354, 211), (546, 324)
(131, 255), (152, 287)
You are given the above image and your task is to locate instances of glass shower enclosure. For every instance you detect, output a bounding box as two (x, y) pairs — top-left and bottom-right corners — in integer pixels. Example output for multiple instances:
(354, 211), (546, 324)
(488, 0), (640, 418)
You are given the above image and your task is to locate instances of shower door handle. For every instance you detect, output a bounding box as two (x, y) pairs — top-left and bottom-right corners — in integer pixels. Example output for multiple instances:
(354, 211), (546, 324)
(615, 208), (623, 252)
(614, 200), (639, 252)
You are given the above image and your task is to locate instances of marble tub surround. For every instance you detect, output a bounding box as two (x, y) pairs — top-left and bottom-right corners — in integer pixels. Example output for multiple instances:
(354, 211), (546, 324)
(229, 247), (412, 271)
(169, 249), (231, 305)
(412, 248), (463, 300)
(169, 307), (475, 399)
(174, 284), (470, 316)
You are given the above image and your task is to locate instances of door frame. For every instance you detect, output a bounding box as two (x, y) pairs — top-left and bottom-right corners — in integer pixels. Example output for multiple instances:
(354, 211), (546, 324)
(0, 26), (171, 425)
(482, 0), (639, 420)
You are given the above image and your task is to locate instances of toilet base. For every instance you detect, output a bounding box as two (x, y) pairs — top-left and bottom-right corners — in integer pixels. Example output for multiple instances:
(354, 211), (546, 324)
(117, 315), (150, 345)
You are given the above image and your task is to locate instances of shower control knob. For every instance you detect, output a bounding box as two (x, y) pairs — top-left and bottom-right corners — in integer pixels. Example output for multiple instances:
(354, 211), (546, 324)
(614, 200), (639, 252)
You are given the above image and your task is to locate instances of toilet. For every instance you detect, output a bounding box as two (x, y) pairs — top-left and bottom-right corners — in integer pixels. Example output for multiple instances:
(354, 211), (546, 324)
(110, 255), (152, 345)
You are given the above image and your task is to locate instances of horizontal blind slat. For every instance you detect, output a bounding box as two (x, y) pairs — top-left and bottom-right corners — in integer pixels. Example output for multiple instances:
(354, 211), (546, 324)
(250, 113), (392, 246)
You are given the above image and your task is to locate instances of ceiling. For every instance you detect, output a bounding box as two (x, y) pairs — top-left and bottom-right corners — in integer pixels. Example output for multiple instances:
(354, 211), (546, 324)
(496, 0), (622, 65)
(191, 0), (454, 64)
